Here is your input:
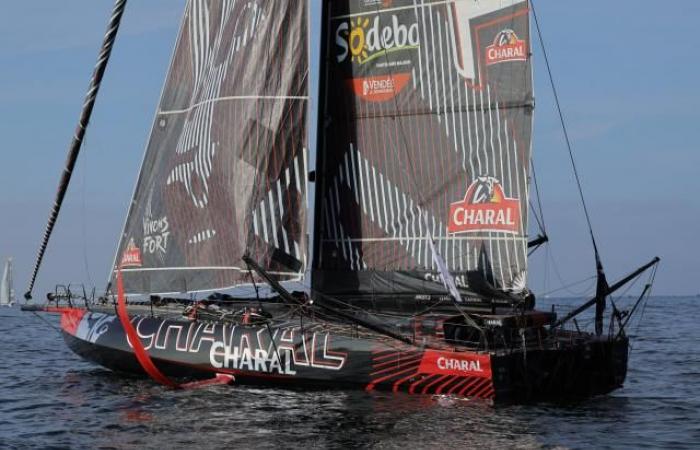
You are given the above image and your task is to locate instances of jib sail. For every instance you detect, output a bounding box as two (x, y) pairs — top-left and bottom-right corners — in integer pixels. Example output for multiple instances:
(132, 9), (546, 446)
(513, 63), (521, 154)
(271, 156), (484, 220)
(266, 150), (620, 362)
(312, 0), (533, 300)
(113, 0), (309, 295)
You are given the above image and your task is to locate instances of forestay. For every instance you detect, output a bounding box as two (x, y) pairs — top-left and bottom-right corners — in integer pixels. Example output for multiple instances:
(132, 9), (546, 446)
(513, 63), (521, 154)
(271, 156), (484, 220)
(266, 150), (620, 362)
(114, 0), (309, 295)
(313, 0), (533, 300)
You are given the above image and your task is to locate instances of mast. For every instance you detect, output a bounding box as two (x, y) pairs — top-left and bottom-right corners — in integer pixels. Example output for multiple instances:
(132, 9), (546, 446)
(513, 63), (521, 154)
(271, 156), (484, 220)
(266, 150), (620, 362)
(312, 0), (331, 275)
(24, 0), (128, 300)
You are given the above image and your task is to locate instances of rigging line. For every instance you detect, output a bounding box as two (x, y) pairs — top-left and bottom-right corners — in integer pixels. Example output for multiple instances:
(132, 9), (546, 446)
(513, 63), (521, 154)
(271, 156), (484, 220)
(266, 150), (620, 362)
(538, 268), (596, 297)
(29, 311), (61, 335)
(536, 274), (596, 298)
(627, 266), (657, 360)
(80, 134), (93, 288)
(25, 0), (128, 300)
(528, 199), (545, 236)
(543, 244), (550, 296)
(610, 270), (645, 301)
(633, 265), (657, 336)
(544, 235), (598, 297)
(294, 274), (415, 337)
(530, 0), (599, 256)
(530, 157), (547, 234)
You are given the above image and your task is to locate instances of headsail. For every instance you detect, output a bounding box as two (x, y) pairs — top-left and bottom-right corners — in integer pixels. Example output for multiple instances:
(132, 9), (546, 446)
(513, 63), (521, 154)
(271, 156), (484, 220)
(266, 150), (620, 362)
(1, 258), (14, 306)
(114, 0), (309, 295)
(313, 0), (533, 300)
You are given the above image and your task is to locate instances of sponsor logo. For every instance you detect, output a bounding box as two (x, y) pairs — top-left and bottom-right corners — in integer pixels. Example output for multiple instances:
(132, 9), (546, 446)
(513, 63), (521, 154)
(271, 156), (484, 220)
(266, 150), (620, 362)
(348, 73), (411, 102)
(418, 350), (492, 377)
(335, 9), (419, 101)
(211, 344), (297, 375)
(485, 29), (527, 66)
(335, 14), (419, 65)
(125, 319), (347, 376)
(438, 356), (483, 372)
(448, 176), (521, 234)
(424, 272), (468, 290)
(143, 215), (170, 257)
(120, 238), (143, 268)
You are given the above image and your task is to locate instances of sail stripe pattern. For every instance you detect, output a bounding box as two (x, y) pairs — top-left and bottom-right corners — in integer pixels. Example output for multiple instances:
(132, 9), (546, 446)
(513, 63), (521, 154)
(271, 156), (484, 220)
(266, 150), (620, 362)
(313, 0), (532, 299)
(114, 0), (308, 295)
(250, 147), (308, 269)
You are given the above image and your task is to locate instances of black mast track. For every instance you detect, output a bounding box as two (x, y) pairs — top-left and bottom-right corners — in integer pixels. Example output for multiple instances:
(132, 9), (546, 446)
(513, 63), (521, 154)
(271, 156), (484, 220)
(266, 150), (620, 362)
(25, 0), (128, 300)
(311, 0), (331, 274)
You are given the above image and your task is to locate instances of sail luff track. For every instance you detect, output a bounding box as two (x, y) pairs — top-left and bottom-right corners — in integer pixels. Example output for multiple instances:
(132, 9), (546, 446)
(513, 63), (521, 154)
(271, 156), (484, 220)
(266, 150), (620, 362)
(25, 0), (128, 300)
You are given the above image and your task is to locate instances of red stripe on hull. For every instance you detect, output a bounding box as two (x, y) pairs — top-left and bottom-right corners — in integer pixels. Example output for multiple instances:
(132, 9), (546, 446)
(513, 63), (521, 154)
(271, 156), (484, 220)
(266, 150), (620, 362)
(408, 374), (440, 394)
(421, 375), (452, 394)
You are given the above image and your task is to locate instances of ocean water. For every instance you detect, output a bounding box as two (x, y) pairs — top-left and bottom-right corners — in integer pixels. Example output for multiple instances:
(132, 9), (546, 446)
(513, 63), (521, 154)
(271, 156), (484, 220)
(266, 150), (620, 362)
(1, 296), (698, 449)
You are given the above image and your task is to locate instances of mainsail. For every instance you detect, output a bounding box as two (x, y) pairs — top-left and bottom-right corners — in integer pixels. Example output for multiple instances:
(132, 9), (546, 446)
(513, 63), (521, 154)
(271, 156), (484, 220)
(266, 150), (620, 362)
(313, 0), (533, 300)
(114, 0), (309, 294)
(1, 258), (14, 306)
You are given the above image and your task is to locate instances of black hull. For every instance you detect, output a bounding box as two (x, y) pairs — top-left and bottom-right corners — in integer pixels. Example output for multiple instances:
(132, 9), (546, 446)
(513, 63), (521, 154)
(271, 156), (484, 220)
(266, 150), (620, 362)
(491, 338), (629, 402)
(57, 307), (629, 402)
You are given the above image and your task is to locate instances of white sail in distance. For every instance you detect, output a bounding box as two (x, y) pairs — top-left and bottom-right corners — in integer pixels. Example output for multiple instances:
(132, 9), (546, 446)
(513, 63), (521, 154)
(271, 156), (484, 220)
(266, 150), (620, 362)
(1, 258), (14, 306)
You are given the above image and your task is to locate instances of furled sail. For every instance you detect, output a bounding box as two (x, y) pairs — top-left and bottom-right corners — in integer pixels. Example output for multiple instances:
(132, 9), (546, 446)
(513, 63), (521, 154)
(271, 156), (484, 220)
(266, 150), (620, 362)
(1, 258), (14, 306)
(114, 0), (309, 295)
(313, 0), (533, 300)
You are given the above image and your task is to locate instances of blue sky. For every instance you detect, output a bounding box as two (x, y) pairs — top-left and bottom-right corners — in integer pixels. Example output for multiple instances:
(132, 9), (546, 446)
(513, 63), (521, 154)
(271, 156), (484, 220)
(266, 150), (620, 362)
(0, 1), (697, 298)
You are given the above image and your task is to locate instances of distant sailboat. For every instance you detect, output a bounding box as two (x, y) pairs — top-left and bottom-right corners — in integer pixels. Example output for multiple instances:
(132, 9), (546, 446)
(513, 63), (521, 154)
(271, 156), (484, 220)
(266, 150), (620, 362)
(1, 258), (14, 307)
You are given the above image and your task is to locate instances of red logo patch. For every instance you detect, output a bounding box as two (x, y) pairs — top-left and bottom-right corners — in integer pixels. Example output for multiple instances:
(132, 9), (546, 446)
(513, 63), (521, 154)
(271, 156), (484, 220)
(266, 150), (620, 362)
(485, 29), (527, 66)
(418, 350), (492, 378)
(120, 238), (143, 268)
(348, 73), (411, 102)
(448, 177), (521, 234)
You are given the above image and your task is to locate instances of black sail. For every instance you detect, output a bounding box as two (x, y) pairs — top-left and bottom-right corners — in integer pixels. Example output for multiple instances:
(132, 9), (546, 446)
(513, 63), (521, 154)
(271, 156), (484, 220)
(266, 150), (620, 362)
(313, 0), (533, 300)
(114, 0), (309, 294)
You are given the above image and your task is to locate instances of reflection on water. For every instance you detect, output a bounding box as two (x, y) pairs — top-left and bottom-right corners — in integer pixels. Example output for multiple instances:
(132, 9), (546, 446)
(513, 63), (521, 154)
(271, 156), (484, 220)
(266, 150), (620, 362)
(1, 298), (699, 449)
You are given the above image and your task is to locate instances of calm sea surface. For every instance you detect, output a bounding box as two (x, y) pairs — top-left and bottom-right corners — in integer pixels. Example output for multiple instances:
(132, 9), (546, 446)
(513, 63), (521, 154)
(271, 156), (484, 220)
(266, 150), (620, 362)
(1, 296), (698, 449)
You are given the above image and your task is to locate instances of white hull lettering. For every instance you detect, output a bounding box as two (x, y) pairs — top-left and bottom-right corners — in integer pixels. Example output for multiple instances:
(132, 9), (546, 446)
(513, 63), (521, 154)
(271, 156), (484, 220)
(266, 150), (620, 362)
(452, 207), (515, 227)
(437, 356), (483, 373)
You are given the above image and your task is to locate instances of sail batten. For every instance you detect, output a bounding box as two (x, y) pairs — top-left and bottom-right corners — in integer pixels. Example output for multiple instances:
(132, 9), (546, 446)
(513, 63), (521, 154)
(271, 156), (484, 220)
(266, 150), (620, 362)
(114, 0), (309, 295)
(313, 0), (533, 300)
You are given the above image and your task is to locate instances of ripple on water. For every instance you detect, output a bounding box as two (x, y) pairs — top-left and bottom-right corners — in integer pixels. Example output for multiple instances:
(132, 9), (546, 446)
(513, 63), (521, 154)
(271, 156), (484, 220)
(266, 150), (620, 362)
(1, 298), (699, 449)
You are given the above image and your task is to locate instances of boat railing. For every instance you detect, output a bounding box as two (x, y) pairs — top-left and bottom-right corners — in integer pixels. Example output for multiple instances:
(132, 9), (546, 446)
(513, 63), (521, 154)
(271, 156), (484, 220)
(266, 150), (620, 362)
(46, 284), (96, 309)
